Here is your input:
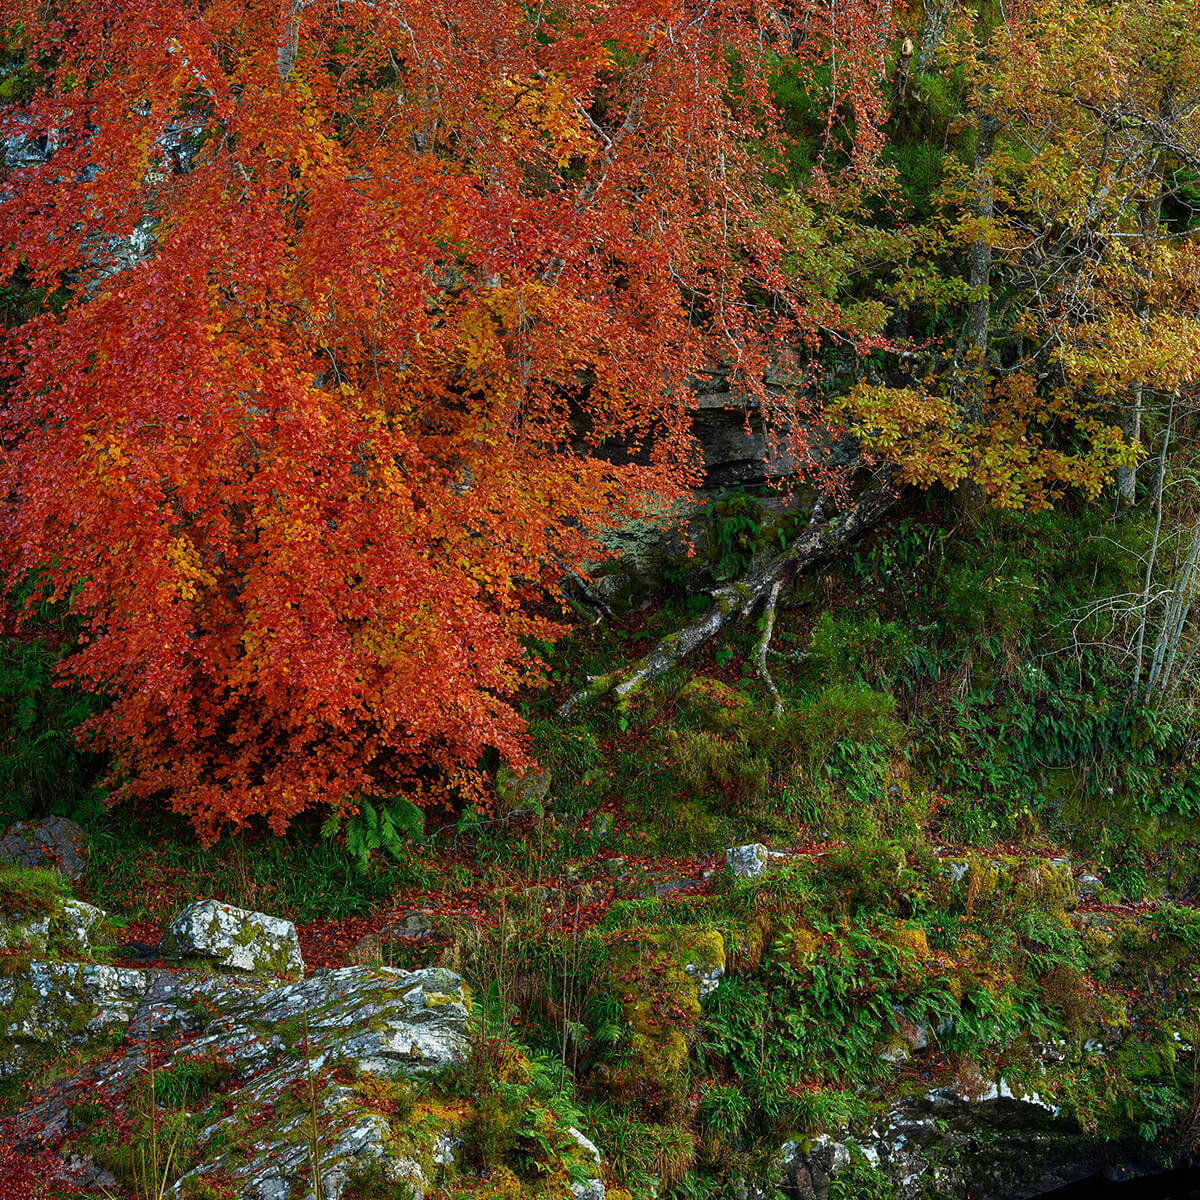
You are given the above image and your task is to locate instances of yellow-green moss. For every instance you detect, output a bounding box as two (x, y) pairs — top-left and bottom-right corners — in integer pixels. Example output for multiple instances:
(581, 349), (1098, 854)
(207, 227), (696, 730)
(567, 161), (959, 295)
(677, 677), (753, 731)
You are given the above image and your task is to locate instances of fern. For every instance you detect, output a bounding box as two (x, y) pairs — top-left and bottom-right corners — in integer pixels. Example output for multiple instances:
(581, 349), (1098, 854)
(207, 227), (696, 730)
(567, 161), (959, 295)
(338, 796), (426, 871)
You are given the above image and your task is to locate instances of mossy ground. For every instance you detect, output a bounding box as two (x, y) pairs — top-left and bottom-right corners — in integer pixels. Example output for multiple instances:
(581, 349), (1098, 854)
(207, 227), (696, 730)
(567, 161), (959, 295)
(2, 505), (1200, 1196)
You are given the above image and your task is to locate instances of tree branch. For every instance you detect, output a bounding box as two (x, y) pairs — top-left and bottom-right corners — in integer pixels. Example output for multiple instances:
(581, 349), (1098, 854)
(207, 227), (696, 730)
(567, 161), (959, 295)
(557, 469), (899, 715)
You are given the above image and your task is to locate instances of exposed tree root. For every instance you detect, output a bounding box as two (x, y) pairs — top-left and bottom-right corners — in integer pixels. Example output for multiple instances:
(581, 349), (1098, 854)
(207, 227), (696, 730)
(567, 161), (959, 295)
(755, 576), (784, 714)
(558, 469), (900, 715)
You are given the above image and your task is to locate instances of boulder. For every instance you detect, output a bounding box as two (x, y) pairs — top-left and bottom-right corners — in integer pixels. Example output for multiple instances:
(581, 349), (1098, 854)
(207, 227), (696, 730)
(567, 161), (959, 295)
(495, 764), (552, 817)
(941, 854), (1078, 911)
(382, 910), (443, 941)
(726, 843), (770, 879)
(160, 899), (305, 977)
(0, 817), (89, 881)
(684, 952), (724, 1000)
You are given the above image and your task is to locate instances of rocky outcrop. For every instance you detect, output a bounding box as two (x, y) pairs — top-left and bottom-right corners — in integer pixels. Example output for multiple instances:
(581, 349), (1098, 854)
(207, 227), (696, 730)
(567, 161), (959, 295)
(0, 958), (256, 1084)
(756, 1089), (1158, 1200)
(0, 817), (89, 880)
(171, 967), (471, 1199)
(160, 899), (306, 977)
(7, 962), (473, 1199)
(861, 1088), (1154, 1199)
(0, 897), (106, 957)
(565, 1125), (606, 1200)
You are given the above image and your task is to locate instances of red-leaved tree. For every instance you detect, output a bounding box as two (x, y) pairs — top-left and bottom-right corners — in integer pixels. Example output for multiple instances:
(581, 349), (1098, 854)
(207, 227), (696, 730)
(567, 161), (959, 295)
(0, 0), (895, 838)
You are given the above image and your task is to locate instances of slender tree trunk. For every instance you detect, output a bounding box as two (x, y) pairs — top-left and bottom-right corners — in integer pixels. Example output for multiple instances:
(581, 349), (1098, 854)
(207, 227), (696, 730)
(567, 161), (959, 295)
(915, 0), (951, 75)
(277, 0), (304, 79)
(965, 106), (999, 402)
(1132, 404), (1172, 699)
(1118, 87), (1171, 510)
(893, 37), (914, 107)
(958, 101), (999, 512)
(1117, 384), (1142, 509)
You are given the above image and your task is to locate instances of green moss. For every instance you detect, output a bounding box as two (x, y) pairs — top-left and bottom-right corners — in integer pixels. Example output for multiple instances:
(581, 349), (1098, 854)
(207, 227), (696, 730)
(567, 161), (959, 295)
(3, 975), (38, 1030)
(677, 677), (754, 732)
(65, 995), (98, 1035)
(602, 926), (725, 1105)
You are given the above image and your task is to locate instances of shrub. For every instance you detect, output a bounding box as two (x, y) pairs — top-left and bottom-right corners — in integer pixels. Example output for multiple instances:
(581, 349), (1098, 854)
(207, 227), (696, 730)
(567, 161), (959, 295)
(670, 728), (769, 810)
(0, 633), (104, 824)
(774, 684), (903, 775)
(697, 1083), (751, 1145)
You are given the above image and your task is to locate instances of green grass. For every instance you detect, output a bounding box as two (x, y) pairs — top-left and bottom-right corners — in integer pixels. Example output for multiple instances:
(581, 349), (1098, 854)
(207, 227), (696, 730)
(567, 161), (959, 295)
(0, 865), (68, 916)
(82, 811), (440, 924)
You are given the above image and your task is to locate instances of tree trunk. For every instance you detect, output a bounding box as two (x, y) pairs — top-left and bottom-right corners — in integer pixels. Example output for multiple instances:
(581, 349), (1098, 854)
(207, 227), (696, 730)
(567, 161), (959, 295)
(1117, 383), (1142, 509)
(558, 472), (899, 715)
(277, 0), (304, 79)
(915, 1), (951, 75)
(1119, 110), (1169, 510)
(965, 106), (1000, 402)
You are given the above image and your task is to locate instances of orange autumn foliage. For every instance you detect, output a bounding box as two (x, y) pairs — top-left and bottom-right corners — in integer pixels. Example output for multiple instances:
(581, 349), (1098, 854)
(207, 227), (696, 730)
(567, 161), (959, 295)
(0, 0), (896, 837)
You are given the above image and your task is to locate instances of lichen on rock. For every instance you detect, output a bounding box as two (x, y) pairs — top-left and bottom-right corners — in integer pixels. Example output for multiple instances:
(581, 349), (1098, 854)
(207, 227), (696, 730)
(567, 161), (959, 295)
(160, 899), (306, 977)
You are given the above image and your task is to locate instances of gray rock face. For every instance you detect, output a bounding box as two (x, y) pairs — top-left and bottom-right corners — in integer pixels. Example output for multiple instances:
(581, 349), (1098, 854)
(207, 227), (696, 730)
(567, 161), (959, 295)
(171, 967), (469, 1199)
(777, 1135), (851, 1200)
(384, 910), (442, 942)
(351, 910), (450, 964)
(0, 817), (89, 880)
(684, 956), (724, 1000)
(9, 964), (471, 1199)
(160, 899), (305, 976)
(59, 899), (106, 953)
(2, 119), (57, 173)
(840, 1089), (1156, 1200)
(725, 843), (770, 879)
(185, 966), (470, 1078)
(0, 960), (249, 1082)
(740, 1085), (1157, 1200)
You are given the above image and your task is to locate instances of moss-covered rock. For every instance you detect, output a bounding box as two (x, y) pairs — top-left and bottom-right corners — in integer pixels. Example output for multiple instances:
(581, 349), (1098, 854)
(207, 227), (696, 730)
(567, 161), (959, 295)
(601, 926), (725, 1108)
(160, 898), (305, 977)
(0, 819), (88, 882)
(677, 677), (754, 732)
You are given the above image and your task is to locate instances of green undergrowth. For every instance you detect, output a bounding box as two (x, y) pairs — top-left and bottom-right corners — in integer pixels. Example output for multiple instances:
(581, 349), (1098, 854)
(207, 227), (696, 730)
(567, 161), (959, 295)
(3, 495), (1200, 1195)
(527, 500), (1200, 888)
(420, 823), (1199, 1198)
